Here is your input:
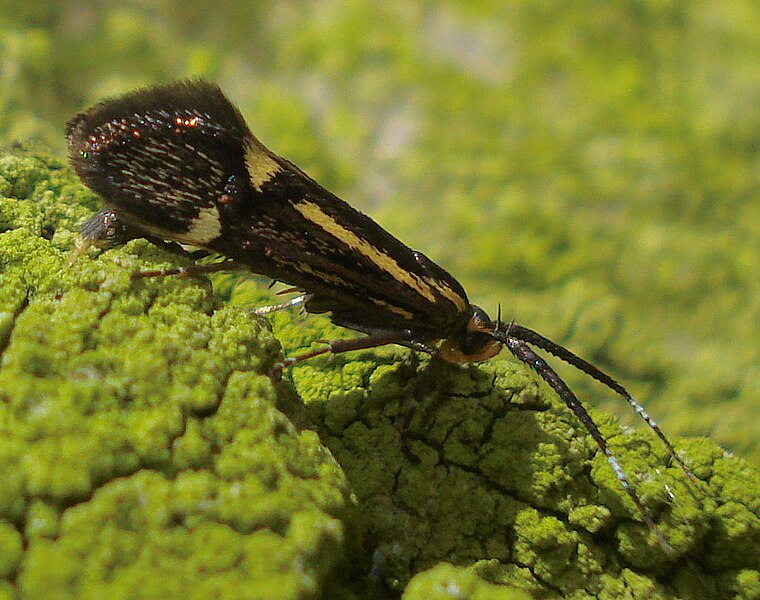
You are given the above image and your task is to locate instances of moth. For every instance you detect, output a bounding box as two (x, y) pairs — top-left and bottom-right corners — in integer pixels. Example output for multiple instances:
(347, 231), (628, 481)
(67, 79), (694, 551)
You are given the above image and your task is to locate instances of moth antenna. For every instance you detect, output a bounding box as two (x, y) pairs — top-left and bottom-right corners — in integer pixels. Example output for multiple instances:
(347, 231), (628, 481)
(495, 330), (674, 553)
(506, 324), (696, 485)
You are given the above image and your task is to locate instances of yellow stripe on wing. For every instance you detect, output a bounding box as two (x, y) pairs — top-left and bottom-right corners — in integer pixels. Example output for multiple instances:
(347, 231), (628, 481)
(244, 138), (282, 191)
(293, 199), (464, 311)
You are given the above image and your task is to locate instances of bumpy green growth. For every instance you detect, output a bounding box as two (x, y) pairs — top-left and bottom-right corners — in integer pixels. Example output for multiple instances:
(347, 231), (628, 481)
(0, 150), (351, 599)
(1, 149), (759, 599)
(403, 563), (531, 600)
(292, 351), (760, 599)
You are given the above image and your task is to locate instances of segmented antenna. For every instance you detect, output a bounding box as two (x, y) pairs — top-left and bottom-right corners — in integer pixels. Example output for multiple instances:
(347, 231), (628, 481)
(492, 325), (688, 553)
(508, 324), (695, 484)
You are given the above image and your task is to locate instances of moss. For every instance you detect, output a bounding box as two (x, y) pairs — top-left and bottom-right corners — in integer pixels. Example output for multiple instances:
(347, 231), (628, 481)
(1, 149), (759, 598)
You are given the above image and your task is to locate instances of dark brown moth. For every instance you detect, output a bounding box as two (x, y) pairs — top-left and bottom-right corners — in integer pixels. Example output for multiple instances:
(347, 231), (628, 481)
(67, 79), (694, 551)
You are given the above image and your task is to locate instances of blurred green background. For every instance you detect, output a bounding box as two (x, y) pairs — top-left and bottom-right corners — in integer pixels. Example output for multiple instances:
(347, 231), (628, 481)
(2, 1), (758, 464)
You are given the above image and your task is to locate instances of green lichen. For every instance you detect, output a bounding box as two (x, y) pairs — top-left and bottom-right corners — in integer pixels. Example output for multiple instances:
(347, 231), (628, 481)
(2, 1), (760, 465)
(403, 563), (531, 600)
(289, 347), (759, 598)
(1, 149), (759, 599)
(0, 150), (352, 599)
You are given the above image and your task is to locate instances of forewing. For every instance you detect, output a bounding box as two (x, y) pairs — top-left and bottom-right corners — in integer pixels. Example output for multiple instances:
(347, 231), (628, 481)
(68, 80), (470, 334)
(67, 79), (252, 247)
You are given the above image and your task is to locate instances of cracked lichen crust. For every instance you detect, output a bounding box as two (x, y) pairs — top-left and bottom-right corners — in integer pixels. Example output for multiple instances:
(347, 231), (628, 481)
(1, 149), (759, 599)
(0, 150), (351, 599)
(290, 340), (760, 598)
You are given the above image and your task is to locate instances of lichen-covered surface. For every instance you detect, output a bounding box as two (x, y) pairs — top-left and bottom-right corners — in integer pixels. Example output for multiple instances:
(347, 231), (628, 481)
(0, 151), (352, 599)
(2, 150), (758, 598)
(2, 3), (759, 467)
(285, 344), (760, 599)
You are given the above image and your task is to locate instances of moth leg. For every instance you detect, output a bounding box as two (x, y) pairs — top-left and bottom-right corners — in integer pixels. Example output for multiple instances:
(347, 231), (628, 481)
(74, 208), (212, 262)
(504, 335), (674, 554)
(131, 259), (246, 280)
(273, 331), (411, 374)
(76, 208), (145, 250)
(253, 294), (309, 316)
(70, 208), (142, 264)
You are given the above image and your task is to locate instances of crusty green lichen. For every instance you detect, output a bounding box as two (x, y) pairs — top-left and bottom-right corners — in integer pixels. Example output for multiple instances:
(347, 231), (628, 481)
(3, 0), (760, 467)
(402, 562), (531, 600)
(1, 149), (759, 599)
(290, 348), (760, 598)
(0, 150), (352, 599)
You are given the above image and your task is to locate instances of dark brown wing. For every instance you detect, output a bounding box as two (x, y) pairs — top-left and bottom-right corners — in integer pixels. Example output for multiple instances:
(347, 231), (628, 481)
(67, 79), (470, 337)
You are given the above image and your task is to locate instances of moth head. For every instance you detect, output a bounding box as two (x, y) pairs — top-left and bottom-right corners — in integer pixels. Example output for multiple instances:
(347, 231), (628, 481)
(437, 305), (502, 364)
